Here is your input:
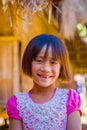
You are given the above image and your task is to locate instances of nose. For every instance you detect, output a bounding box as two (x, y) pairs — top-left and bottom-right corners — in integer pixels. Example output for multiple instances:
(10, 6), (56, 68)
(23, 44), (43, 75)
(41, 62), (51, 72)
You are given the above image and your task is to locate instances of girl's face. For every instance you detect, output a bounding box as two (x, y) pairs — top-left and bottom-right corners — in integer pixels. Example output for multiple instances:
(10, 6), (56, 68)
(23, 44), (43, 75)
(32, 44), (61, 88)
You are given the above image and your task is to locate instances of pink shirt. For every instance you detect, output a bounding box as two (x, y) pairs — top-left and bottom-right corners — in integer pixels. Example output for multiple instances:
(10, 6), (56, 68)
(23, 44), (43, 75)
(6, 88), (82, 130)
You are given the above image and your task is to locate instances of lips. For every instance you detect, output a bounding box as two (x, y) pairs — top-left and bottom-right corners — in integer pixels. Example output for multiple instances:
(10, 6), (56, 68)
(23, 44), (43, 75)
(37, 74), (51, 78)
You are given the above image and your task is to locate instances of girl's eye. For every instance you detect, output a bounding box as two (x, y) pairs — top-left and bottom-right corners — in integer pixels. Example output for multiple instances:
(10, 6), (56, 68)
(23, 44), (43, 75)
(51, 61), (57, 64)
(36, 59), (42, 62)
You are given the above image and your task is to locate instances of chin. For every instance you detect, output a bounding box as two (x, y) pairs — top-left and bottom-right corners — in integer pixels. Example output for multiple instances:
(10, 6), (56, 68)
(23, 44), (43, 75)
(37, 83), (54, 88)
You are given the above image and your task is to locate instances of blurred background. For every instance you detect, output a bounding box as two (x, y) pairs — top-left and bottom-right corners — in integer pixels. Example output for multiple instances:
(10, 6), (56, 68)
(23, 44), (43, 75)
(0, 0), (87, 130)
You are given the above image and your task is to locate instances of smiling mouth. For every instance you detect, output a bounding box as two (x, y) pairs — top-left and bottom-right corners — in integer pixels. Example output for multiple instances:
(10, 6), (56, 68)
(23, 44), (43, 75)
(37, 74), (52, 78)
(38, 74), (50, 78)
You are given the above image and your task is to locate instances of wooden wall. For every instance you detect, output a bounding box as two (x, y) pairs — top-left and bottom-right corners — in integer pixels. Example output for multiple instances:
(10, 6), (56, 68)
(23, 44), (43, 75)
(0, 36), (21, 104)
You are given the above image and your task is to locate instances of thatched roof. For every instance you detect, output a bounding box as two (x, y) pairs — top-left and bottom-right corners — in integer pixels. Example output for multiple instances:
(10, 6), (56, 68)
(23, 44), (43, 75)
(0, 0), (87, 39)
(60, 0), (87, 39)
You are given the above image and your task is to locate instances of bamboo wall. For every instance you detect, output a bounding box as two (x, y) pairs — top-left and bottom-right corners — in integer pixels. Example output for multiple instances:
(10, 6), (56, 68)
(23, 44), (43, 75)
(0, 36), (21, 104)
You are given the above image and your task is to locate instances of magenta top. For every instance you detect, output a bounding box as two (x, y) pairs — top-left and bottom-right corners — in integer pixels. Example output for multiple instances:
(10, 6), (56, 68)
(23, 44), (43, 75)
(6, 88), (82, 130)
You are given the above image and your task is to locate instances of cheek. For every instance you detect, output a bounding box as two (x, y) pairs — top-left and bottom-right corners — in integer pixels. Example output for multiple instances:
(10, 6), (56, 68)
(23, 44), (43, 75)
(54, 65), (61, 75)
(32, 63), (40, 74)
(32, 61), (37, 70)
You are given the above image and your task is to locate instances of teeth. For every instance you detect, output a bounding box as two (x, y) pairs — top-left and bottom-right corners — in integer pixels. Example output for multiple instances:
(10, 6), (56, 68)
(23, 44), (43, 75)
(38, 74), (51, 78)
(39, 75), (48, 78)
(41, 76), (48, 78)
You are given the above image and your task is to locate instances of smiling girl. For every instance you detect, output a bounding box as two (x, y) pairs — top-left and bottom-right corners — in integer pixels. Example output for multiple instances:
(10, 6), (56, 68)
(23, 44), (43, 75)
(6, 34), (82, 130)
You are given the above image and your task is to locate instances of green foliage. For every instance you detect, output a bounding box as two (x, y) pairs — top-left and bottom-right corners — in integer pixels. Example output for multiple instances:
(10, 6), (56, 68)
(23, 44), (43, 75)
(77, 23), (87, 37)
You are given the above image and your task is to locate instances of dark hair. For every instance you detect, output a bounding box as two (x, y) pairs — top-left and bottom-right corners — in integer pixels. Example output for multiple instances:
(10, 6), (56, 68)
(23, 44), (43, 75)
(22, 34), (72, 82)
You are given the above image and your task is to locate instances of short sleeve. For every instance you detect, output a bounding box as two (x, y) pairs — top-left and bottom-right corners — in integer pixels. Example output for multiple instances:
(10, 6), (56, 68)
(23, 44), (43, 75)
(6, 95), (22, 120)
(66, 89), (82, 116)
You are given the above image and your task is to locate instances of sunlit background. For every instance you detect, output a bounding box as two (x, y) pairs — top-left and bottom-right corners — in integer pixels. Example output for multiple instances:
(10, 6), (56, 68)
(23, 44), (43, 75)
(0, 0), (87, 130)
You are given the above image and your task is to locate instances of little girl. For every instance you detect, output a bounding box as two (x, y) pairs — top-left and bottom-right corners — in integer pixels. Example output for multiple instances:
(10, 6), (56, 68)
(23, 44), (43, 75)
(6, 34), (82, 130)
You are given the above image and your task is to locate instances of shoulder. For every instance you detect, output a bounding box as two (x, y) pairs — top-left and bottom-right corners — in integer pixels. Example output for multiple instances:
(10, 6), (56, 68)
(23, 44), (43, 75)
(66, 88), (82, 116)
(6, 95), (17, 108)
(67, 88), (81, 104)
(6, 95), (18, 119)
(7, 92), (28, 105)
(6, 92), (28, 120)
(6, 92), (26, 103)
(15, 92), (28, 97)
(68, 88), (79, 95)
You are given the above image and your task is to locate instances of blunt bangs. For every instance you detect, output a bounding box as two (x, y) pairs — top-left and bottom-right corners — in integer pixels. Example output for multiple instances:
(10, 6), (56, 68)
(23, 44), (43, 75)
(29, 34), (51, 60)
(49, 35), (66, 62)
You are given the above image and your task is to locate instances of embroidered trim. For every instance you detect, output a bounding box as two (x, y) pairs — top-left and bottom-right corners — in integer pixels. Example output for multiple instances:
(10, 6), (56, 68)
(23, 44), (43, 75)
(16, 89), (68, 130)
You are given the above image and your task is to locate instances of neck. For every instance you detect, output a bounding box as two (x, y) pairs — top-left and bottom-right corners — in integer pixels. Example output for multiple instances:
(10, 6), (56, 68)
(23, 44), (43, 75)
(29, 85), (57, 103)
(30, 83), (56, 95)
